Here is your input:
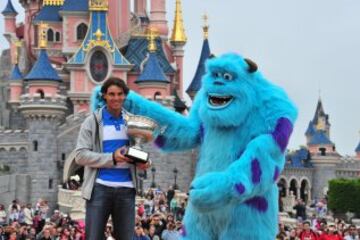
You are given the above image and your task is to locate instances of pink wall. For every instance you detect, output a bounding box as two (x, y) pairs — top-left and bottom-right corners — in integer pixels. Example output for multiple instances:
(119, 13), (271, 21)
(108, 0), (130, 40)
(24, 2), (41, 53)
(134, 0), (147, 16)
(127, 74), (139, 93)
(308, 145), (334, 155)
(150, 0), (168, 36)
(72, 71), (86, 92)
(4, 16), (16, 34)
(138, 83), (170, 97)
(174, 56), (183, 98)
(62, 15), (89, 50)
(29, 85), (58, 96)
(9, 84), (22, 102)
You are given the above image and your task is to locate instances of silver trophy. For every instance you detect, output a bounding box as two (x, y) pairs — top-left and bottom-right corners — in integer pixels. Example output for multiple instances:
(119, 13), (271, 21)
(123, 111), (159, 164)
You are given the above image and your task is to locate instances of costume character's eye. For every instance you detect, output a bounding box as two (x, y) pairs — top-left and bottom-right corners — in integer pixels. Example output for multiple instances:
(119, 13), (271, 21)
(212, 72), (222, 78)
(223, 73), (233, 81)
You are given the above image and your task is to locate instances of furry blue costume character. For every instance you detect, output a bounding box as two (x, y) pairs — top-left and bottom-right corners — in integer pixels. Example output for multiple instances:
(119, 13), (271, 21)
(92, 53), (297, 239)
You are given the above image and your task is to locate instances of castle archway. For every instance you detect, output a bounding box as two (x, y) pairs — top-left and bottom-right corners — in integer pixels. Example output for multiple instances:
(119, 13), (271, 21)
(277, 178), (287, 197)
(300, 178), (311, 204)
(289, 178), (299, 199)
(62, 150), (83, 186)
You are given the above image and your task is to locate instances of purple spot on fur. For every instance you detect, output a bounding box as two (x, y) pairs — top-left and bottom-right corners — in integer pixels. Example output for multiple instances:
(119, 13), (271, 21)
(271, 117), (293, 153)
(181, 225), (187, 237)
(235, 183), (245, 195)
(251, 159), (262, 184)
(154, 135), (166, 148)
(245, 196), (268, 212)
(273, 166), (280, 181)
(200, 123), (205, 142)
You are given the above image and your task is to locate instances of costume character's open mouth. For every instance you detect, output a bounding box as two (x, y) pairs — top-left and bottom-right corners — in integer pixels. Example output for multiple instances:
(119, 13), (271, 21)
(208, 94), (234, 109)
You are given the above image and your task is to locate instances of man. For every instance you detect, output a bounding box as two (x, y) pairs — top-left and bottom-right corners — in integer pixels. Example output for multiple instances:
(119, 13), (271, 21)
(299, 221), (319, 240)
(75, 78), (150, 240)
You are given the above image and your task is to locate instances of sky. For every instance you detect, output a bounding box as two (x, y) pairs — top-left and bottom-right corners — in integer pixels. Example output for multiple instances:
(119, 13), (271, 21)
(0, 0), (359, 156)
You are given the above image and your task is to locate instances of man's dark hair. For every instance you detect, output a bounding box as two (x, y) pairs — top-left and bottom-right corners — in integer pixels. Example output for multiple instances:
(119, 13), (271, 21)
(303, 221), (311, 226)
(101, 77), (129, 95)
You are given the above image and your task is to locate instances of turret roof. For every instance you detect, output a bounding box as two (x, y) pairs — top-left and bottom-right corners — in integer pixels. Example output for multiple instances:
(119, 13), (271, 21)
(308, 131), (333, 145)
(9, 64), (23, 80)
(34, 5), (62, 22)
(25, 49), (61, 81)
(186, 38), (210, 95)
(124, 37), (175, 74)
(61, 0), (88, 12)
(2, 0), (17, 15)
(136, 53), (168, 83)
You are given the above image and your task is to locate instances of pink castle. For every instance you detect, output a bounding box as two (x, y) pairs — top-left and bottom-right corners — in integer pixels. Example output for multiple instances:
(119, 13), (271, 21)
(2, 0), (197, 114)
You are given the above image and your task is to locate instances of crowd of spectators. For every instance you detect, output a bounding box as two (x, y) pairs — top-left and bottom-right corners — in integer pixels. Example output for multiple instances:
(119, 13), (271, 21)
(1, 188), (359, 240)
(0, 186), (187, 240)
(276, 199), (360, 240)
(0, 198), (85, 240)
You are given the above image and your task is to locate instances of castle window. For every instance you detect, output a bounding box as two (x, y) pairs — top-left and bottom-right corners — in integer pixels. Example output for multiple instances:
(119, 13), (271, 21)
(55, 32), (61, 42)
(154, 92), (161, 100)
(37, 89), (45, 99)
(61, 153), (66, 161)
(49, 178), (53, 189)
(33, 141), (38, 151)
(76, 23), (88, 41)
(319, 147), (326, 156)
(47, 28), (54, 42)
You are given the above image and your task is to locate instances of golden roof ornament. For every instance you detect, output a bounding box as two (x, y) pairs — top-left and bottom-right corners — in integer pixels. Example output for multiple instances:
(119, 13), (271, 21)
(43, 0), (64, 6)
(147, 27), (158, 52)
(13, 40), (22, 64)
(202, 14), (209, 39)
(83, 28), (114, 52)
(89, 0), (109, 11)
(38, 22), (48, 49)
(171, 0), (187, 44)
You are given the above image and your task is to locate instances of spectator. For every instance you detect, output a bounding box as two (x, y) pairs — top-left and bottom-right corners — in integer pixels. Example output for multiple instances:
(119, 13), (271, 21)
(293, 199), (307, 221)
(40, 228), (52, 240)
(166, 186), (175, 209)
(24, 204), (33, 226)
(344, 225), (359, 240)
(0, 226), (6, 240)
(0, 205), (6, 226)
(319, 225), (343, 240)
(133, 226), (150, 240)
(161, 221), (181, 240)
(299, 221), (319, 240)
(8, 205), (19, 224)
(147, 225), (160, 240)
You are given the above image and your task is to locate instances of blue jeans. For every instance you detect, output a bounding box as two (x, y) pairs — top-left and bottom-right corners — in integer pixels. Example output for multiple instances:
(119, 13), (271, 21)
(85, 183), (136, 240)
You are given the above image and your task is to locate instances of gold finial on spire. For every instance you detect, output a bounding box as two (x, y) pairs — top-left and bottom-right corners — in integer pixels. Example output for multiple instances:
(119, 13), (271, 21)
(43, 0), (64, 6)
(89, 0), (109, 11)
(147, 27), (158, 52)
(38, 22), (48, 49)
(202, 14), (209, 39)
(171, 0), (187, 45)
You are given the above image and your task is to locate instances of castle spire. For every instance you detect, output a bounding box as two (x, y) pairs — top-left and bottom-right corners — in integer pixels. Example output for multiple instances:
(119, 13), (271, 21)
(186, 14), (211, 100)
(2, 0), (18, 15)
(170, 0), (187, 45)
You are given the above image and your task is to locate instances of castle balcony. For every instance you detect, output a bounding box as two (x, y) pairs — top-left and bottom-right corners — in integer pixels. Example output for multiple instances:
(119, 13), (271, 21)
(57, 186), (85, 220)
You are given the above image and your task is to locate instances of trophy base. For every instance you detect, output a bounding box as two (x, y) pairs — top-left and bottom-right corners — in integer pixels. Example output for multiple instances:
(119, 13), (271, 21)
(125, 147), (149, 164)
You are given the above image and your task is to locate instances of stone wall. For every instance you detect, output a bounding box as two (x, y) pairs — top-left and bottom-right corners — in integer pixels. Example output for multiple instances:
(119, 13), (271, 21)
(0, 174), (32, 206)
(0, 49), (11, 128)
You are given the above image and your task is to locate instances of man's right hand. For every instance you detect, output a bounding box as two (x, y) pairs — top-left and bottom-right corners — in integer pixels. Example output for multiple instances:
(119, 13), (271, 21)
(113, 146), (133, 164)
